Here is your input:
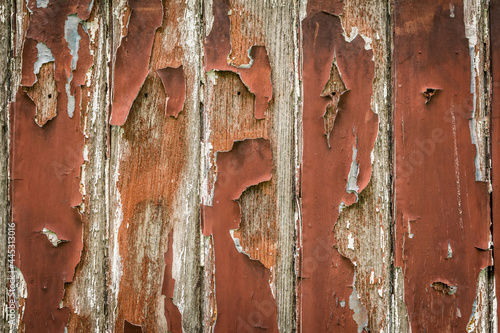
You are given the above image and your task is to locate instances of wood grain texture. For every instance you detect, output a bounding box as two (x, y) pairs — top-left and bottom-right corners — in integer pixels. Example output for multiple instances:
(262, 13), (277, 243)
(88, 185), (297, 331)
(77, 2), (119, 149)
(2, 0), (497, 332)
(109, 0), (202, 331)
(201, 1), (298, 331)
(64, 1), (110, 331)
(0, 0), (11, 331)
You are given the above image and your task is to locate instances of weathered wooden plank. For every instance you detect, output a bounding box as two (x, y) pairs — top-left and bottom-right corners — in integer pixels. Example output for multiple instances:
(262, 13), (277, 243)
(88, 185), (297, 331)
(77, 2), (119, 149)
(108, 0), (202, 331)
(393, 1), (491, 332)
(299, 1), (394, 332)
(0, 1), (11, 331)
(63, 1), (111, 331)
(10, 1), (98, 332)
(201, 0), (298, 331)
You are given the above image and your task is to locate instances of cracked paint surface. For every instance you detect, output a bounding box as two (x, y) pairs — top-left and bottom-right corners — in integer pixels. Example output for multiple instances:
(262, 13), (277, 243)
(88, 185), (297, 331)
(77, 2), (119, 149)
(394, 1), (491, 331)
(201, 139), (278, 332)
(300, 2), (378, 331)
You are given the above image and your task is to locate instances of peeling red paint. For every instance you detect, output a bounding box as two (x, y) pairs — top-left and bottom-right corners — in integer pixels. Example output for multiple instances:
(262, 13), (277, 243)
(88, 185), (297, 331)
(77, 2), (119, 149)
(111, 0), (163, 125)
(300, 7), (377, 332)
(394, 1), (491, 331)
(20, 0), (93, 120)
(205, 0), (272, 119)
(491, 0), (500, 322)
(201, 139), (278, 332)
(10, 1), (95, 331)
(157, 66), (186, 118)
(11, 90), (84, 332)
(124, 320), (143, 333)
(162, 230), (182, 333)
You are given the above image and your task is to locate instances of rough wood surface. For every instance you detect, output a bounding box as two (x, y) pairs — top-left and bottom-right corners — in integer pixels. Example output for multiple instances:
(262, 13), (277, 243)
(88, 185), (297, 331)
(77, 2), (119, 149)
(0, 1), (11, 331)
(2, 0), (498, 332)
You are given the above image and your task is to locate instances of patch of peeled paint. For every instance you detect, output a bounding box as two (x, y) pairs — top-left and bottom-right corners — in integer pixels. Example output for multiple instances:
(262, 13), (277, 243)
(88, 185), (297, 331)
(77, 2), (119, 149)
(42, 228), (67, 247)
(346, 142), (359, 196)
(36, 0), (49, 8)
(201, 139), (278, 332)
(110, 132), (125, 320)
(64, 14), (82, 118)
(447, 241), (453, 259)
(349, 276), (369, 333)
(341, 25), (372, 51)
(33, 43), (55, 76)
(463, 0), (483, 181)
(65, 15), (82, 71)
(466, 268), (490, 332)
(229, 229), (244, 253)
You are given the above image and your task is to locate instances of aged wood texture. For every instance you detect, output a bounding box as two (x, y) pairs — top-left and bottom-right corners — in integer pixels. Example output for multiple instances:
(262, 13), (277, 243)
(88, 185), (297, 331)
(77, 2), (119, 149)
(10, 1), (96, 332)
(3, 0), (499, 332)
(1, 0), (11, 331)
(201, 0), (298, 331)
(394, 1), (491, 332)
(108, 0), (202, 331)
(64, 1), (111, 332)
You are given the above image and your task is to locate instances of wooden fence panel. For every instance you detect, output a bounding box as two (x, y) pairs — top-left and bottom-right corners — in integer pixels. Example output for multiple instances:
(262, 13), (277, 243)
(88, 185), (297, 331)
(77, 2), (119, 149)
(2, 0), (498, 332)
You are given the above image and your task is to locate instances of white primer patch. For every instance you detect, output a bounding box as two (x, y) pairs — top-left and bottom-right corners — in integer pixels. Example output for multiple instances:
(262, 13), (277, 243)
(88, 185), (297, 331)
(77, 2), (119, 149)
(33, 43), (55, 76)
(36, 0), (49, 8)
(42, 228), (65, 247)
(64, 14), (83, 118)
(349, 275), (369, 332)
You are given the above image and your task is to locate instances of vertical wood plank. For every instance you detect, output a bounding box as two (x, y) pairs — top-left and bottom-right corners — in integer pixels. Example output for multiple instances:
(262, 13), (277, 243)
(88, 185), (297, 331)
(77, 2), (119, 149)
(108, 0), (202, 331)
(201, 0), (298, 331)
(299, 0), (394, 331)
(64, 1), (111, 331)
(393, 1), (491, 332)
(0, 0), (11, 331)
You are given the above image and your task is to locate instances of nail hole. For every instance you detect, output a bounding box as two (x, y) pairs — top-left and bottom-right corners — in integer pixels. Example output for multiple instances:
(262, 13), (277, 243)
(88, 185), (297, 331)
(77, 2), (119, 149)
(237, 91), (241, 95)
(48, 94), (52, 98)
(144, 93), (148, 98)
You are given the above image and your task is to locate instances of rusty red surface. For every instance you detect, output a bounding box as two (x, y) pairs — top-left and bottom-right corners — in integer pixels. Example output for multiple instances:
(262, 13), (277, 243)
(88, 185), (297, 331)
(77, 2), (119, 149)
(300, 6), (377, 332)
(491, 0), (500, 323)
(11, 90), (84, 332)
(205, 0), (272, 119)
(157, 66), (186, 118)
(110, 0), (163, 125)
(394, 1), (491, 331)
(162, 230), (182, 333)
(201, 139), (278, 332)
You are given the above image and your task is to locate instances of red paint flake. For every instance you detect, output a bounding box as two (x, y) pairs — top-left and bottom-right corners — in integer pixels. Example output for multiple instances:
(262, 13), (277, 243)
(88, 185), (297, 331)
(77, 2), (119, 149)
(111, 0), (163, 125)
(300, 9), (377, 332)
(201, 139), (278, 332)
(394, 1), (490, 331)
(162, 230), (183, 332)
(157, 66), (186, 118)
(124, 320), (143, 333)
(205, 0), (272, 119)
